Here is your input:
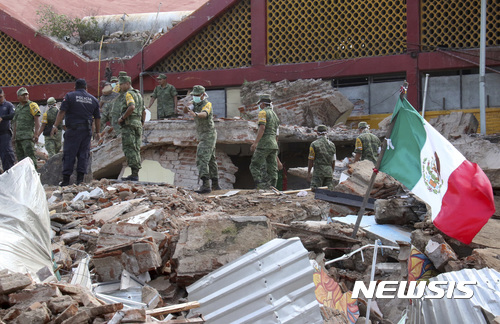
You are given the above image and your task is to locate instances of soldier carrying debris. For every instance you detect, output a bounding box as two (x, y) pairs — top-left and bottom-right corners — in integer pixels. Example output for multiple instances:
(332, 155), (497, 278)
(307, 124), (336, 191)
(353, 121), (381, 164)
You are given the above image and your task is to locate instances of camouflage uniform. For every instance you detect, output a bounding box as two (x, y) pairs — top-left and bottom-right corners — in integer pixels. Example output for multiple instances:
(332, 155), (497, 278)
(100, 91), (120, 133)
(14, 100), (40, 167)
(355, 130), (381, 164)
(193, 99), (218, 180)
(152, 83), (177, 118)
(309, 135), (336, 190)
(249, 106), (280, 189)
(120, 88), (144, 175)
(41, 105), (62, 157)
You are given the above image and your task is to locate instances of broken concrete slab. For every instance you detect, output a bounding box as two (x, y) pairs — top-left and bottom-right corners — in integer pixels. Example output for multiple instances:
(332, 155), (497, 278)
(374, 196), (426, 225)
(0, 273), (33, 295)
(8, 284), (62, 307)
(470, 248), (500, 272)
(239, 79), (354, 127)
(334, 160), (403, 199)
(47, 295), (78, 314)
(429, 111), (479, 139)
(173, 214), (273, 287)
(449, 135), (500, 188)
(92, 198), (145, 223)
(11, 303), (51, 324)
(39, 152), (93, 186)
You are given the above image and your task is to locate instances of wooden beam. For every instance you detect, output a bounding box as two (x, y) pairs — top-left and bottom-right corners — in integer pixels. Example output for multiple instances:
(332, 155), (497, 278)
(146, 301), (200, 317)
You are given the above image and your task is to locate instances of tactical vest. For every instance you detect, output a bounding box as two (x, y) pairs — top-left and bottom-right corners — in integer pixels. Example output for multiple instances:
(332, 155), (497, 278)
(43, 106), (61, 136)
(194, 100), (215, 136)
(122, 89), (144, 127)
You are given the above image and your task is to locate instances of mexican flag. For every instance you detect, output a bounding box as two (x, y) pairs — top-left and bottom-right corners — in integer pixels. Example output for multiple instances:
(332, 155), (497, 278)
(380, 98), (495, 244)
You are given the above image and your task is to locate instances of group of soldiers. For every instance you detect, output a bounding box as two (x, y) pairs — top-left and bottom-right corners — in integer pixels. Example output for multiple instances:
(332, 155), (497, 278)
(0, 76), (380, 193)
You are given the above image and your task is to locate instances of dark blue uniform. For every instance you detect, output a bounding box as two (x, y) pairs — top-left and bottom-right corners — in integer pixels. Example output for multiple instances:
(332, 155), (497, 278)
(0, 99), (16, 172)
(60, 89), (100, 176)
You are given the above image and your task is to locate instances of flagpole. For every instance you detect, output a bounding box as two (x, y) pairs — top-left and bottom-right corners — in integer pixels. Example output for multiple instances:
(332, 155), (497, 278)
(351, 82), (408, 238)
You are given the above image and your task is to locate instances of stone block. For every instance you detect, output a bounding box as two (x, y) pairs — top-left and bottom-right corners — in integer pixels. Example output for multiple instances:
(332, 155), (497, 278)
(93, 238), (161, 281)
(0, 272), (33, 294)
(121, 308), (147, 322)
(471, 248), (500, 273)
(60, 310), (91, 324)
(84, 303), (123, 317)
(54, 304), (79, 324)
(8, 285), (62, 307)
(173, 214), (273, 287)
(11, 304), (51, 324)
(374, 197), (425, 225)
(47, 295), (77, 314)
(425, 239), (458, 270)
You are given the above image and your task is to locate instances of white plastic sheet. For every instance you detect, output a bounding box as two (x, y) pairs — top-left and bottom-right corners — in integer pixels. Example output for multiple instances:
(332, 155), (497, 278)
(0, 158), (54, 280)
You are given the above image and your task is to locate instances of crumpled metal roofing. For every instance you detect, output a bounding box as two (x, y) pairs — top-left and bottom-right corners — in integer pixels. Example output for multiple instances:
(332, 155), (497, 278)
(187, 237), (323, 324)
(407, 268), (500, 324)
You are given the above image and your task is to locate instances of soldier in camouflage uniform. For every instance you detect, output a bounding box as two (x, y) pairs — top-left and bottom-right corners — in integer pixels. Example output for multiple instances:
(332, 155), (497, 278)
(38, 97), (62, 158)
(249, 94), (280, 190)
(117, 76), (145, 181)
(186, 85), (220, 193)
(307, 125), (336, 191)
(99, 83), (120, 135)
(354, 121), (381, 164)
(148, 74), (178, 119)
(13, 87), (41, 168)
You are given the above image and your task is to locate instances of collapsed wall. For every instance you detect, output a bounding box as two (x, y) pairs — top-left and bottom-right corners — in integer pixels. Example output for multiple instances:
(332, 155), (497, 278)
(238, 79), (354, 127)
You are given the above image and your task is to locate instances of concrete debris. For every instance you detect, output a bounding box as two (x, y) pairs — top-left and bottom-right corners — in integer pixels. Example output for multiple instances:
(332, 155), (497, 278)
(335, 160), (404, 199)
(425, 238), (459, 271)
(429, 111), (479, 140)
(173, 215), (273, 287)
(239, 79), (354, 127)
(374, 196), (427, 225)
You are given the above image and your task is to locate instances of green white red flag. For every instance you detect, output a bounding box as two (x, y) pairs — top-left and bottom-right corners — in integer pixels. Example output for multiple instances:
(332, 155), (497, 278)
(380, 98), (495, 244)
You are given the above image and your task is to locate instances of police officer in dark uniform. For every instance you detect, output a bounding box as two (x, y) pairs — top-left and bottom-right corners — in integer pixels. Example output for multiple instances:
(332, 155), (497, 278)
(0, 87), (16, 172)
(51, 79), (100, 186)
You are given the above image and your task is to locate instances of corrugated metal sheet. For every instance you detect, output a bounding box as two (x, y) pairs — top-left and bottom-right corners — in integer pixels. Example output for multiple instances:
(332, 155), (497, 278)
(408, 268), (500, 324)
(187, 238), (323, 324)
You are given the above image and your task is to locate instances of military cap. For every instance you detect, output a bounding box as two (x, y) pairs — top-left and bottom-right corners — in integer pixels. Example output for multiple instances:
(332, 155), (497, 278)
(119, 76), (132, 84)
(157, 74), (167, 80)
(17, 87), (28, 96)
(47, 97), (56, 105)
(110, 76), (119, 82)
(257, 94), (272, 104)
(118, 71), (128, 77)
(317, 125), (327, 132)
(191, 85), (206, 96)
(358, 121), (368, 129)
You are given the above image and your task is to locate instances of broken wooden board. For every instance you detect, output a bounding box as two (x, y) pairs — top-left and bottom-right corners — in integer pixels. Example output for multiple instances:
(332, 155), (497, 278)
(146, 301), (200, 317)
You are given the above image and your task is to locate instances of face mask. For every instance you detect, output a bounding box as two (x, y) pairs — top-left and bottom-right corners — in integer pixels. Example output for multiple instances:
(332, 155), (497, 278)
(111, 83), (116, 88)
(193, 96), (202, 103)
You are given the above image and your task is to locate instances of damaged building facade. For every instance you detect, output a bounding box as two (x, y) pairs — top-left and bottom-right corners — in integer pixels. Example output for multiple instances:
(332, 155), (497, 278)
(1, 1), (500, 323)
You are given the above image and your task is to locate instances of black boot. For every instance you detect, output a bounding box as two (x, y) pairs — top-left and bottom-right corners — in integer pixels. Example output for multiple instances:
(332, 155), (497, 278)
(195, 178), (211, 194)
(76, 172), (85, 185)
(122, 169), (139, 181)
(59, 175), (70, 186)
(211, 178), (222, 190)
